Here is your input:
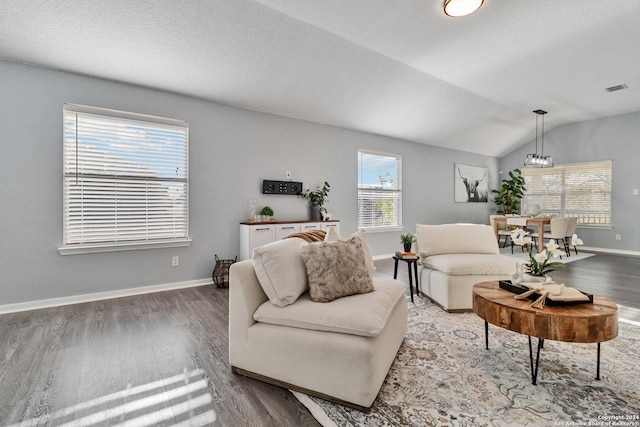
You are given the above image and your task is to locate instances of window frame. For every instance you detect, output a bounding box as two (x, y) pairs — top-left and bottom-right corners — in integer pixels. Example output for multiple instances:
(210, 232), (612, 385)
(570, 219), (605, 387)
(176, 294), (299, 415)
(59, 104), (191, 255)
(357, 149), (403, 233)
(522, 160), (613, 228)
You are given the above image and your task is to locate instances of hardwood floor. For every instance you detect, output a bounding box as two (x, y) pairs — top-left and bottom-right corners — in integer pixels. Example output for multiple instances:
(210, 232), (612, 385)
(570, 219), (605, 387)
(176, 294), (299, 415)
(0, 252), (638, 426)
(0, 287), (320, 427)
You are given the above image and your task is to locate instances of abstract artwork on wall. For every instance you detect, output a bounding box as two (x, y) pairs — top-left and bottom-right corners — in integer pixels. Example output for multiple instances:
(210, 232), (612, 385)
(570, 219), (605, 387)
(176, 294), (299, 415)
(454, 164), (488, 203)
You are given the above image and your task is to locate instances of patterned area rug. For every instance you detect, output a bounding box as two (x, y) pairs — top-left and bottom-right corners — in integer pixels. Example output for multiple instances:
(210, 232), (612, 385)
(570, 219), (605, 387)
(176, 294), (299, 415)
(293, 296), (640, 427)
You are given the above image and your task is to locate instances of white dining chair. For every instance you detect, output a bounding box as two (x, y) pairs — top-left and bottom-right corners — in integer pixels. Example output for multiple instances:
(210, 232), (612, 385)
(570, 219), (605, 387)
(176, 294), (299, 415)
(490, 215), (511, 250)
(532, 216), (570, 258)
(564, 217), (579, 255)
(489, 215), (526, 253)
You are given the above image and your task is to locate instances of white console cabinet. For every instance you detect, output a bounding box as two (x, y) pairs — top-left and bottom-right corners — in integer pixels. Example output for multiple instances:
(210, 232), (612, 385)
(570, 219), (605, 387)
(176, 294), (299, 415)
(239, 220), (340, 260)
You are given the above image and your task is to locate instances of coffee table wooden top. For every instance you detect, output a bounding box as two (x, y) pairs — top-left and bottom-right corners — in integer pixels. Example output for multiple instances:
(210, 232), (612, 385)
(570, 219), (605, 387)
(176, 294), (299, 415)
(473, 281), (618, 343)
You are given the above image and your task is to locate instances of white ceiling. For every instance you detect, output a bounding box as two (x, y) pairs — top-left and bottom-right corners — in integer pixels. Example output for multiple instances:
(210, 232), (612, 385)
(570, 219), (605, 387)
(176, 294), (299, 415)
(1, 0), (639, 156)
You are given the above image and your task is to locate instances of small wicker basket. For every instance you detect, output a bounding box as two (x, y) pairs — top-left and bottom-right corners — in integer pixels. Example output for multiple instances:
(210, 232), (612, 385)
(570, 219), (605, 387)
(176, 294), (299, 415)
(212, 255), (237, 288)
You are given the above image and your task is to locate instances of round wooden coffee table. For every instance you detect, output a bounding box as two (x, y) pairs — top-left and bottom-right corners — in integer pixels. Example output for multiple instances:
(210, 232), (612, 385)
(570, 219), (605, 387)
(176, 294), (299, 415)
(473, 281), (618, 384)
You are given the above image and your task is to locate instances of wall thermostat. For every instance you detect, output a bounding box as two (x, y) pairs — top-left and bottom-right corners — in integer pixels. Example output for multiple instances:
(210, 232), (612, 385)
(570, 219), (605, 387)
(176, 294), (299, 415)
(262, 180), (303, 195)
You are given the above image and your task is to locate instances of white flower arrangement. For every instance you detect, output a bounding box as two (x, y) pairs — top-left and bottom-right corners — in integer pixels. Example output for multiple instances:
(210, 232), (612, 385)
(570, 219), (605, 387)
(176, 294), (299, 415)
(510, 228), (532, 247)
(571, 233), (584, 246)
(510, 229), (565, 277)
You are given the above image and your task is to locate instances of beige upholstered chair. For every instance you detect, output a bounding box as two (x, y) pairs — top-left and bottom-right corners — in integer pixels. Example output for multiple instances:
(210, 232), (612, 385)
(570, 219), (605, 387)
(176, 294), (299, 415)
(564, 217), (579, 255)
(533, 217), (570, 258)
(416, 223), (516, 311)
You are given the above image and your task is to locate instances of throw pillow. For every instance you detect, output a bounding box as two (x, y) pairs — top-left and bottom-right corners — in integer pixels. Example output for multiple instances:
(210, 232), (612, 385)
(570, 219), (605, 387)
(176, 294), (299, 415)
(323, 227), (376, 277)
(324, 226), (341, 242)
(253, 237), (309, 307)
(301, 236), (374, 303)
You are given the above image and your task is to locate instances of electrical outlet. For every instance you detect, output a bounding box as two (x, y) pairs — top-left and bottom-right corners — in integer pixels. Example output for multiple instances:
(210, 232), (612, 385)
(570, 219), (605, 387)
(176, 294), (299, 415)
(615, 234), (621, 241)
(634, 189), (639, 196)
(286, 171), (292, 180)
(172, 256), (179, 266)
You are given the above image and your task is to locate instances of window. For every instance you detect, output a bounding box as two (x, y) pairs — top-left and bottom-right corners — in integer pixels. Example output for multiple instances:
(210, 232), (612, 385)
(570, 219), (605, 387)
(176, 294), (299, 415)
(60, 104), (190, 254)
(357, 150), (402, 230)
(522, 160), (612, 227)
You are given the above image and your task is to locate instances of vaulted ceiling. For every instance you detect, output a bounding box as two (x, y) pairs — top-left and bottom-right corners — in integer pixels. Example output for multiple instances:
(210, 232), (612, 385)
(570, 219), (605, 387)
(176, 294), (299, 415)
(1, 0), (639, 156)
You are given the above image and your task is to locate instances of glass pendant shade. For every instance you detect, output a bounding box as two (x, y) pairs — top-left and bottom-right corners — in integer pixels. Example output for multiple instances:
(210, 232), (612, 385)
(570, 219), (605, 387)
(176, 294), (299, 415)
(524, 153), (554, 167)
(444, 0), (484, 17)
(524, 109), (554, 168)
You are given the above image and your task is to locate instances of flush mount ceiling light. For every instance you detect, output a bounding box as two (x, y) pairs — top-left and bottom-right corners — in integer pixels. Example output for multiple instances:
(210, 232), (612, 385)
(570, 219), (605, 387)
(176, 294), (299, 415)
(444, 0), (484, 17)
(524, 109), (554, 168)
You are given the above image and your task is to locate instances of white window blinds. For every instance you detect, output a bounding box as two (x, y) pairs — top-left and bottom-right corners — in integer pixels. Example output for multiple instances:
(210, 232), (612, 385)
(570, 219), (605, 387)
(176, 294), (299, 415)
(522, 160), (612, 226)
(358, 150), (402, 229)
(62, 105), (189, 249)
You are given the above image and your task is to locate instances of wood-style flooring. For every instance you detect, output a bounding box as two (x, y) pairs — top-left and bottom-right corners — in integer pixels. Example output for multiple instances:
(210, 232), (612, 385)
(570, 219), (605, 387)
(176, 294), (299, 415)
(0, 252), (638, 426)
(0, 287), (319, 427)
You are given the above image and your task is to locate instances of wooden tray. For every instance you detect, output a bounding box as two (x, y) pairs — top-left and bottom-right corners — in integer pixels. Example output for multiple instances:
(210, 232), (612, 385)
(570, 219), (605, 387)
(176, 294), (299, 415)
(498, 280), (593, 305)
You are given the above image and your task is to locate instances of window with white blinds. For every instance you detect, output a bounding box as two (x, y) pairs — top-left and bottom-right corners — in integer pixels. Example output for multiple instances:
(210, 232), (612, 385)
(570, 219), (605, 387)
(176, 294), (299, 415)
(61, 104), (189, 253)
(522, 160), (612, 226)
(357, 150), (402, 230)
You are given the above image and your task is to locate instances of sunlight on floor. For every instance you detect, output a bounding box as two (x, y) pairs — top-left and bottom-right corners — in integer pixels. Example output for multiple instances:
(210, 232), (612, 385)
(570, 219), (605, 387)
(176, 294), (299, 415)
(9, 368), (217, 427)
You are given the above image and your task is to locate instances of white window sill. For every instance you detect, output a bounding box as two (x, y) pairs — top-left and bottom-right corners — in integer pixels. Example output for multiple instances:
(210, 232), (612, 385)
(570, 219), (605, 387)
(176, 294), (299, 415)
(59, 238), (192, 255)
(360, 226), (404, 234)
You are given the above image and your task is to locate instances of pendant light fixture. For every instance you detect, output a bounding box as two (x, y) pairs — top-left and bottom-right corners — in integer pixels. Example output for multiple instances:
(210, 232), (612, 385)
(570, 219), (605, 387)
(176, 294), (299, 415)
(524, 109), (554, 168)
(444, 0), (484, 17)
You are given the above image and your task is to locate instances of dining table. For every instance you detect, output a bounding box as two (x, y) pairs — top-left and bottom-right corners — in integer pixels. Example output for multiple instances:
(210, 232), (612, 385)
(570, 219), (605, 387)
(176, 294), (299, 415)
(492, 216), (552, 253)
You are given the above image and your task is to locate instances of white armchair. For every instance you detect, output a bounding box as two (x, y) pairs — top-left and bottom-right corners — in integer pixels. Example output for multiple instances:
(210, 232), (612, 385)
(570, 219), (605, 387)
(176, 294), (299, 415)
(416, 223), (516, 311)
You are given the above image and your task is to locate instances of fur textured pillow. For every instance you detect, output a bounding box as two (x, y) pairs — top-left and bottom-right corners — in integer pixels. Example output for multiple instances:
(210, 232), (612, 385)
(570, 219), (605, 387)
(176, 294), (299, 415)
(301, 236), (374, 302)
(324, 228), (376, 277)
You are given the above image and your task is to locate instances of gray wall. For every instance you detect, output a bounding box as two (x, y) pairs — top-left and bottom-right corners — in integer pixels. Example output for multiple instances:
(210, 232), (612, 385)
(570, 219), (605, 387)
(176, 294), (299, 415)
(0, 60), (498, 306)
(500, 112), (640, 252)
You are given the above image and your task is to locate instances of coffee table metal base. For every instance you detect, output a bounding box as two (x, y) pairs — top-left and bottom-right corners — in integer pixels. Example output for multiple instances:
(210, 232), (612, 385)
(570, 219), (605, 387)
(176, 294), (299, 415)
(483, 320), (602, 385)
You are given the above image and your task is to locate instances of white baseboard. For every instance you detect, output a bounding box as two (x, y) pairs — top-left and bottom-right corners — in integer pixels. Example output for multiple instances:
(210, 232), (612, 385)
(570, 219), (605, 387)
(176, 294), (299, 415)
(580, 246), (640, 257)
(0, 278), (213, 315)
(373, 253), (395, 261)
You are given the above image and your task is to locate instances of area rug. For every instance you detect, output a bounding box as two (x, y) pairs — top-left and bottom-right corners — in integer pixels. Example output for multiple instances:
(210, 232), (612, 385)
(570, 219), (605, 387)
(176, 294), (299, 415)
(499, 246), (595, 264)
(293, 296), (640, 427)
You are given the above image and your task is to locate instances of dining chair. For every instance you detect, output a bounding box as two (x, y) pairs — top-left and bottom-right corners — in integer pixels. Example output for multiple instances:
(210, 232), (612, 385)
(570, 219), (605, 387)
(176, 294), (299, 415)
(490, 215), (514, 252)
(490, 215), (529, 254)
(532, 216), (570, 258)
(564, 217), (579, 255)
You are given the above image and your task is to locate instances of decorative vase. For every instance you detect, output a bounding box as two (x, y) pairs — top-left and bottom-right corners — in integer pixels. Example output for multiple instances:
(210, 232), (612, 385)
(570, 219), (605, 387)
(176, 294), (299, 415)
(310, 204), (322, 221)
(522, 274), (547, 283)
(403, 243), (412, 252)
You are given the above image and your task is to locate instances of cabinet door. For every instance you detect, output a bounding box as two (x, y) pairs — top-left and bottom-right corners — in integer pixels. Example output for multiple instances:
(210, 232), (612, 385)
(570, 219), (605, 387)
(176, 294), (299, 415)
(250, 226), (275, 252)
(300, 222), (323, 232)
(275, 224), (300, 240)
(321, 222), (340, 235)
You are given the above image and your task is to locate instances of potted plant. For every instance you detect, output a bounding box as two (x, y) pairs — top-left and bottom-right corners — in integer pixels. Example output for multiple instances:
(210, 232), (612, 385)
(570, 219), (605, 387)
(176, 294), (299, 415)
(260, 206), (274, 221)
(301, 181), (330, 221)
(400, 233), (415, 252)
(492, 168), (526, 215)
(511, 229), (564, 282)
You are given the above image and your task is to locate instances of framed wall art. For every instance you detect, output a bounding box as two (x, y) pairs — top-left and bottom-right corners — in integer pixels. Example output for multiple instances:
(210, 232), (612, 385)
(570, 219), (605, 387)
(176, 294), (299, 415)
(454, 164), (488, 203)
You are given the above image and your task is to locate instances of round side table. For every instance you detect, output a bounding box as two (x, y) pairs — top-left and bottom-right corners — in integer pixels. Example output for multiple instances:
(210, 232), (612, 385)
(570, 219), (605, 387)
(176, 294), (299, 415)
(392, 255), (420, 303)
